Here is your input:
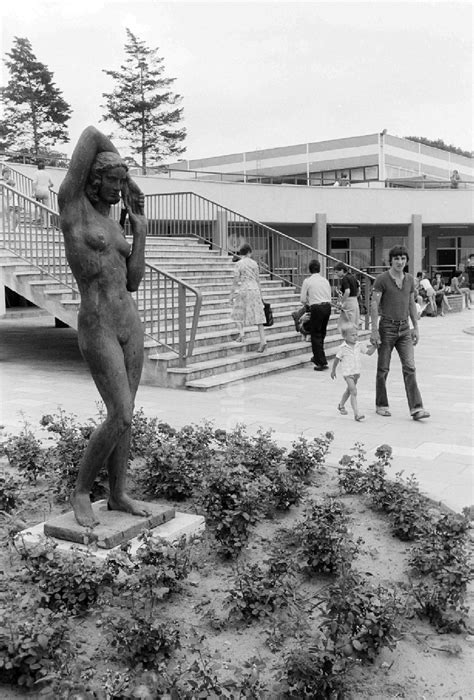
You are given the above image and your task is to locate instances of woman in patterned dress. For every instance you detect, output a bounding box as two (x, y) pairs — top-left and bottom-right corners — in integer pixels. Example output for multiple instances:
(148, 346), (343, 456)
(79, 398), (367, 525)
(230, 244), (267, 352)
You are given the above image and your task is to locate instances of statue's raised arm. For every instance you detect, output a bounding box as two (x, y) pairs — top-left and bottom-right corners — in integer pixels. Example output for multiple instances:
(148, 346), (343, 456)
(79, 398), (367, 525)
(58, 126), (120, 213)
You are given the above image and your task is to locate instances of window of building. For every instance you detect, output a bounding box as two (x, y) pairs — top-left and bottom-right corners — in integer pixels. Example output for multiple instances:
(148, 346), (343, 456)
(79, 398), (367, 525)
(323, 171), (336, 185)
(350, 168), (364, 182)
(364, 166), (379, 180)
(331, 238), (350, 250)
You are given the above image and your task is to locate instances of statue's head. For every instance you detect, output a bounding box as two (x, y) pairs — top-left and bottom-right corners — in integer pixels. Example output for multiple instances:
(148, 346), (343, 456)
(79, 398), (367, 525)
(86, 152), (129, 203)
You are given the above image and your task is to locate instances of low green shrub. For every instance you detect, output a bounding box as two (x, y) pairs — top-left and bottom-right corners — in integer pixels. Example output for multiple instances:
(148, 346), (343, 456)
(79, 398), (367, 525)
(2, 420), (45, 482)
(323, 570), (399, 663)
(409, 510), (471, 631)
(337, 442), (367, 494)
(103, 613), (181, 668)
(0, 606), (70, 689)
(0, 472), (21, 512)
(225, 561), (299, 623)
(286, 432), (334, 481)
(201, 463), (267, 558)
(15, 538), (105, 614)
(275, 498), (361, 576)
(281, 639), (348, 699)
(41, 409), (105, 503)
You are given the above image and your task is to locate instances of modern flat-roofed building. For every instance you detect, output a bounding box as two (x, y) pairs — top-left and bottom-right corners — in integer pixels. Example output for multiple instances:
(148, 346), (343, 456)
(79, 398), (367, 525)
(169, 132), (473, 187)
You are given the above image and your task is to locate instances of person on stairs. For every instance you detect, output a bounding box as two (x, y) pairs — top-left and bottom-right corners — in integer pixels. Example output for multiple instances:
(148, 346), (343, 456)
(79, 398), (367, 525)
(300, 259), (332, 371)
(230, 244), (267, 352)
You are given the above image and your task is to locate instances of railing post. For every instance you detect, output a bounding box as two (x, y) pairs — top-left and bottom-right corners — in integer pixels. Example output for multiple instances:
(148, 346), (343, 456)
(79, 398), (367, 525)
(178, 284), (187, 367)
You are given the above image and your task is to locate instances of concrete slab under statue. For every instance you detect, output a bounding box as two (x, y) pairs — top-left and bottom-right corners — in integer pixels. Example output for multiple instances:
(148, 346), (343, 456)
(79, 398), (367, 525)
(44, 500), (176, 548)
(17, 501), (205, 558)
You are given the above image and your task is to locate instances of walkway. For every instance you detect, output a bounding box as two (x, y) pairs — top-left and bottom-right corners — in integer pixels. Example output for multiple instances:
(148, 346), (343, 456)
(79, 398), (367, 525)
(1, 308), (472, 513)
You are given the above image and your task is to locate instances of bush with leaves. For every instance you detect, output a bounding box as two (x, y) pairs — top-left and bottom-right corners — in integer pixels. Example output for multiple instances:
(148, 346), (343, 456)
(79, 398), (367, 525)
(134, 532), (192, 593)
(408, 510), (471, 632)
(337, 442), (368, 494)
(274, 498), (361, 576)
(139, 434), (203, 501)
(0, 472), (21, 512)
(339, 443), (428, 541)
(286, 432), (334, 482)
(41, 409), (105, 503)
(0, 606), (71, 689)
(138, 422), (216, 501)
(201, 463), (267, 558)
(225, 560), (300, 623)
(103, 614), (181, 668)
(2, 420), (45, 482)
(129, 407), (160, 459)
(102, 533), (193, 617)
(281, 637), (348, 700)
(322, 570), (399, 663)
(267, 466), (307, 512)
(15, 538), (105, 614)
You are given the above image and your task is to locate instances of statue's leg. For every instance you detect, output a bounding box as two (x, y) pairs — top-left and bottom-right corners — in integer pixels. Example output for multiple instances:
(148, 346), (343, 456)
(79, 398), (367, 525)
(72, 332), (135, 527)
(106, 324), (149, 516)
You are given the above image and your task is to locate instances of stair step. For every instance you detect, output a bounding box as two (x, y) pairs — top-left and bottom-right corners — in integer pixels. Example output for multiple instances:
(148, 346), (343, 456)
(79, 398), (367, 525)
(186, 355), (313, 391)
(166, 339), (311, 378)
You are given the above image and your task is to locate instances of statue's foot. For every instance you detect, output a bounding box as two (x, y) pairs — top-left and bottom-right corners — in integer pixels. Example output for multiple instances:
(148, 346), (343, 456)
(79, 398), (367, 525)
(70, 492), (100, 528)
(107, 494), (151, 518)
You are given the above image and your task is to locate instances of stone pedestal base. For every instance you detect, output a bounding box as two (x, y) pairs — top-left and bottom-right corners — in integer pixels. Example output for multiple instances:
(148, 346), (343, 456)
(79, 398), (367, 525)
(17, 501), (205, 559)
(43, 500), (175, 548)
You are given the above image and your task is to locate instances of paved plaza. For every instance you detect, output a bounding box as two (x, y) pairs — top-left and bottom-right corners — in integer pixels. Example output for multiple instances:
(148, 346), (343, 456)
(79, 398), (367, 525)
(1, 308), (473, 514)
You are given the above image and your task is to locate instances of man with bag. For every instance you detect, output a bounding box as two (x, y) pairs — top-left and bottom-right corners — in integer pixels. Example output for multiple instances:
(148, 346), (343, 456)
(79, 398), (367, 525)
(300, 259), (332, 370)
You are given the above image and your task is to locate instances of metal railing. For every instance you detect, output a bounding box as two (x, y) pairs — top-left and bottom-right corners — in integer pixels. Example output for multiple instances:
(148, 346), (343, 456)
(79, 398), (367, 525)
(0, 183), (202, 365)
(145, 191), (375, 327)
(386, 177), (474, 190)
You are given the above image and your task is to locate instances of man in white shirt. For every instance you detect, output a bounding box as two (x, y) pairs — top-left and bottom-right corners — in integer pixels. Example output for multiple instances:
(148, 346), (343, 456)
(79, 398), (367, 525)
(300, 259), (332, 370)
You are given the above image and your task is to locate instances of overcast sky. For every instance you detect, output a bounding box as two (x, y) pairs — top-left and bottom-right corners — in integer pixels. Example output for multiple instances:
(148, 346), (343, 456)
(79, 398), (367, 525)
(2, 0), (473, 160)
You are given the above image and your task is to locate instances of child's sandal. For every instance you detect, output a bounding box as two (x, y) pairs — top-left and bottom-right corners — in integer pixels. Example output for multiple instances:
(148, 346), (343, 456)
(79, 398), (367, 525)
(337, 405), (348, 415)
(354, 414), (365, 422)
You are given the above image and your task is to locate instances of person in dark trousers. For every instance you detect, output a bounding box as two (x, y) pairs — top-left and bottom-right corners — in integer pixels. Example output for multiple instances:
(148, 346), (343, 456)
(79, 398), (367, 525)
(300, 259), (332, 370)
(370, 245), (430, 421)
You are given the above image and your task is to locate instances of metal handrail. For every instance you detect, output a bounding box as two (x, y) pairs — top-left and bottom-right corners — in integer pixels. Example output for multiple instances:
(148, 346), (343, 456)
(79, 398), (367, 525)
(2, 164), (59, 213)
(145, 190), (375, 328)
(0, 183), (202, 364)
(386, 177), (474, 190)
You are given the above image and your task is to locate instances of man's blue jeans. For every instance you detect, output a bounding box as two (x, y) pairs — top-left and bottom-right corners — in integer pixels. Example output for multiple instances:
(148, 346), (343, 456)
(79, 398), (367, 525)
(376, 318), (423, 413)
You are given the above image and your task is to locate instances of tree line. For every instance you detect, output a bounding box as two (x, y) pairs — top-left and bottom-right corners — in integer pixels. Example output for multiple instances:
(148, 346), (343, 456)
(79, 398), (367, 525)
(0, 29), (186, 174)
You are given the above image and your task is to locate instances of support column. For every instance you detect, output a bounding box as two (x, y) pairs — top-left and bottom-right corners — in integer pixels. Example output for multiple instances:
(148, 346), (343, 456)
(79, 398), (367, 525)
(214, 210), (229, 254)
(408, 214), (422, 275)
(311, 213), (327, 274)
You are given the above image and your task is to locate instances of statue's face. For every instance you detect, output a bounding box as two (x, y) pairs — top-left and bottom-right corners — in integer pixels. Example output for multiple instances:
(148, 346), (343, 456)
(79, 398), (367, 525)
(99, 166), (127, 204)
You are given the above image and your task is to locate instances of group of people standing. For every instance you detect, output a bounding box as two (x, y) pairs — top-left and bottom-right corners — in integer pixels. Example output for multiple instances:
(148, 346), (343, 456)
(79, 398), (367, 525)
(300, 246), (431, 423)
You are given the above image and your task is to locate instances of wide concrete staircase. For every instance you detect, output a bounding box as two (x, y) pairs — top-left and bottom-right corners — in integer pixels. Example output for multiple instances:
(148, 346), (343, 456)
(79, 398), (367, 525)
(0, 231), (354, 390)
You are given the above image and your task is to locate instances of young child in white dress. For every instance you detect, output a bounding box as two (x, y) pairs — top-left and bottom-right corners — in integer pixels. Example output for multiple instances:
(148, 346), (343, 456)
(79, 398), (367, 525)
(331, 324), (376, 421)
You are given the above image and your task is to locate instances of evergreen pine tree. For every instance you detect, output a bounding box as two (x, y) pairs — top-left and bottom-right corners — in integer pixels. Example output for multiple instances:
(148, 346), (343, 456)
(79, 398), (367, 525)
(0, 37), (72, 158)
(101, 29), (186, 174)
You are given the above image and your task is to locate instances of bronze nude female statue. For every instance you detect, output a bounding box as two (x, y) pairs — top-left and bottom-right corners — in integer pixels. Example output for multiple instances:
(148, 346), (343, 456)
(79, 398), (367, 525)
(58, 126), (150, 528)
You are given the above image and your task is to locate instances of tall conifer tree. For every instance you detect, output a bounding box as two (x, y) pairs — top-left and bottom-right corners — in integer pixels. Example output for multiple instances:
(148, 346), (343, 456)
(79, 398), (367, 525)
(102, 29), (186, 174)
(0, 37), (71, 158)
